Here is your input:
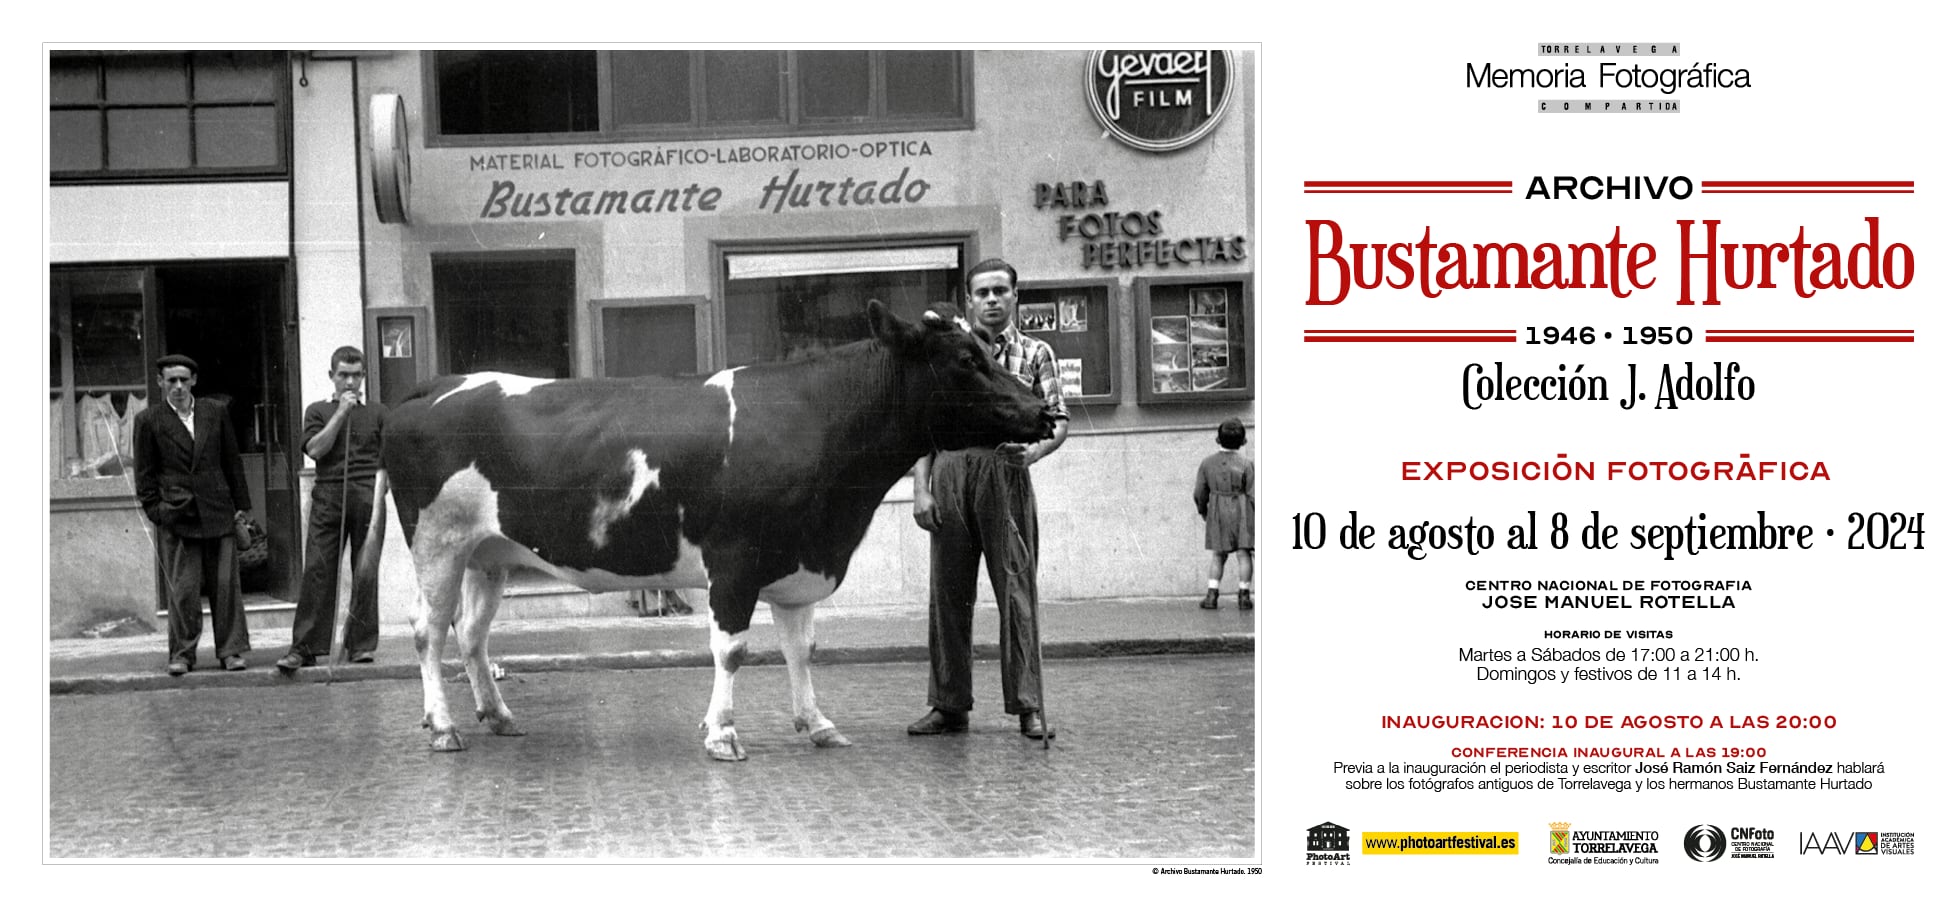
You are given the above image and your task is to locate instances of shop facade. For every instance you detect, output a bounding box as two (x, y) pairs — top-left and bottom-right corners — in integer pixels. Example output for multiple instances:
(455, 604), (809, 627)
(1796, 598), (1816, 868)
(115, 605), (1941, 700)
(48, 49), (1255, 633)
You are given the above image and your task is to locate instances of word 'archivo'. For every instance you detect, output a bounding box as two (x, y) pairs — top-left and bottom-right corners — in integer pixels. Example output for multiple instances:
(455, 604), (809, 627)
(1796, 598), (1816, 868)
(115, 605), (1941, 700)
(1306, 218), (1913, 305)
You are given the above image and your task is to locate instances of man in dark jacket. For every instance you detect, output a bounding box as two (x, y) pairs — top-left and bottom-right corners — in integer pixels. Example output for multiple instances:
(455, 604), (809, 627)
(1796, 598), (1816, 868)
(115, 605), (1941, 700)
(133, 354), (253, 675)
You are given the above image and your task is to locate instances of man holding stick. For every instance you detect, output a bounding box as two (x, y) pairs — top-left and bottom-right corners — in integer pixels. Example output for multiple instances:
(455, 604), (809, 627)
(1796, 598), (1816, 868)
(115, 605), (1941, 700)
(278, 346), (386, 672)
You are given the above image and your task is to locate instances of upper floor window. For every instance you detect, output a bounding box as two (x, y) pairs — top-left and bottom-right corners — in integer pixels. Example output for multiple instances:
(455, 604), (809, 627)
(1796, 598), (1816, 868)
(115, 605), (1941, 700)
(430, 50), (971, 143)
(50, 50), (289, 182)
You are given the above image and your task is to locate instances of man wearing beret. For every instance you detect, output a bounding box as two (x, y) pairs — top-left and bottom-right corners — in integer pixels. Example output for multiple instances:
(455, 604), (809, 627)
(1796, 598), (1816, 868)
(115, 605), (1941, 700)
(133, 353), (254, 675)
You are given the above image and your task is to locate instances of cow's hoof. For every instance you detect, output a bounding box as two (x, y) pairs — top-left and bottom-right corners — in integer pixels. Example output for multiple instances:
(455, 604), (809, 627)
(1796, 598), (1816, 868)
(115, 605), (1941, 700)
(705, 736), (747, 762)
(485, 715), (525, 737)
(811, 727), (852, 748)
(430, 730), (466, 752)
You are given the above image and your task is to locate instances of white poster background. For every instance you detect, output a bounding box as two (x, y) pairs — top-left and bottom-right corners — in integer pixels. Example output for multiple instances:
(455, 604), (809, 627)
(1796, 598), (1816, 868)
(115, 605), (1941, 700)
(18, 4), (1955, 898)
(1271, 0), (1949, 898)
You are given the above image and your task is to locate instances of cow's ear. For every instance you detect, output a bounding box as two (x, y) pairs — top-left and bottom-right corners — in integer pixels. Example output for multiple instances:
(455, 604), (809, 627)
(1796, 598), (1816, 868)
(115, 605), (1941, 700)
(868, 300), (922, 351)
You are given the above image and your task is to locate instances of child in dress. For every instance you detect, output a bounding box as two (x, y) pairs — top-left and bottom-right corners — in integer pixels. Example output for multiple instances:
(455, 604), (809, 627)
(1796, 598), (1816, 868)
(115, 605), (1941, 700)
(1194, 417), (1254, 609)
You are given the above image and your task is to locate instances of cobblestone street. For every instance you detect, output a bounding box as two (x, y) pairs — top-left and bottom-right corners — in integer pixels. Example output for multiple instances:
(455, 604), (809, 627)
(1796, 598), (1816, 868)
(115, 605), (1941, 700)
(51, 654), (1254, 859)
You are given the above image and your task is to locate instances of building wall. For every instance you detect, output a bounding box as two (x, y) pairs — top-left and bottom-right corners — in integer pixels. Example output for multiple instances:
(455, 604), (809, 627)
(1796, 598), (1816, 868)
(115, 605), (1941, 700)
(49, 178), (296, 634)
(293, 56), (368, 405)
(342, 49), (1256, 617)
(50, 183), (291, 263)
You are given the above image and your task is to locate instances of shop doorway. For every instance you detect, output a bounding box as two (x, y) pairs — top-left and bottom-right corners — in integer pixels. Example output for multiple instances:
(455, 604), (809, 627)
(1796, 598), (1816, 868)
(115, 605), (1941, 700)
(153, 261), (297, 600)
(50, 259), (299, 602)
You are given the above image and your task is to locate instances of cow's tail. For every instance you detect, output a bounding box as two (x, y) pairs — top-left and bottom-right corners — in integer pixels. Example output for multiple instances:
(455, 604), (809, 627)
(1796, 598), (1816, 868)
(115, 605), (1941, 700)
(354, 468), (390, 596)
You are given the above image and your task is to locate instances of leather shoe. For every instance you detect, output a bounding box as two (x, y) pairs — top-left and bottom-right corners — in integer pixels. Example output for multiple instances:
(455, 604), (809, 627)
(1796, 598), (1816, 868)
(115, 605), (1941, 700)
(166, 661), (190, 677)
(1238, 589), (1254, 610)
(1020, 711), (1055, 739)
(348, 651), (375, 664)
(274, 651), (314, 673)
(1199, 589), (1219, 610)
(223, 655), (248, 671)
(906, 708), (970, 735)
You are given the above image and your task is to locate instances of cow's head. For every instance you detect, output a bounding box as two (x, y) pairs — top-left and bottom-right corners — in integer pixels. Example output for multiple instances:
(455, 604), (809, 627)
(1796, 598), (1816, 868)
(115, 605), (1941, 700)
(869, 301), (1057, 450)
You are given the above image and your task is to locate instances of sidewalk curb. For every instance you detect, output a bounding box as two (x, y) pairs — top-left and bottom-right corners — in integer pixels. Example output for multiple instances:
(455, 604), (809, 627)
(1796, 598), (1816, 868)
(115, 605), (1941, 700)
(50, 634), (1254, 696)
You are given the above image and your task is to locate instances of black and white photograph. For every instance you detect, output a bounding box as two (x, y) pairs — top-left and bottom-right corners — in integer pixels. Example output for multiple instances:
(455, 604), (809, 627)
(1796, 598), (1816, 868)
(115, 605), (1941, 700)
(1058, 295), (1089, 332)
(43, 46), (1257, 867)
(1017, 301), (1058, 333)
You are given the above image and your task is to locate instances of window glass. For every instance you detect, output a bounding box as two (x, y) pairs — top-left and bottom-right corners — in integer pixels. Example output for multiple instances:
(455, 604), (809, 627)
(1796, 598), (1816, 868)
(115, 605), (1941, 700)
(69, 292), (145, 388)
(1015, 285), (1113, 398)
(1146, 282), (1249, 395)
(885, 51), (960, 118)
(374, 316), (420, 408)
(193, 51), (282, 102)
(104, 54), (186, 104)
(702, 51), (783, 124)
(436, 50), (598, 135)
(195, 106), (280, 168)
(612, 51), (692, 126)
(602, 306), (698, 377)
(51, 58), (99, 104)
(50, 110), (102, 171)
(52, 51), (286, 179)
(50, 269), (148, 481)
(432, 50), (968, 140)
(724, 260), (955, 367)
(798, 51), (871, 120)
(433, 254), (575, 378)
(106, 108), (191, 170)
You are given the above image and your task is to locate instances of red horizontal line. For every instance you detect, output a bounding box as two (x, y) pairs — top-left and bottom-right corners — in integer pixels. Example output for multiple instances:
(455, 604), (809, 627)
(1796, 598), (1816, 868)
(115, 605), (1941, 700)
(1705, 329), (1910, 334)
(1306, 189), (1513, 193)
(1701, 180), (1913, 187)
(1308, 329), (1514, 334)
(1303, 180), (1512, 187)
(1305, 336), (1517, 343)
(1705, 337), (1913, 343)
(1702, 189), (1913, 194)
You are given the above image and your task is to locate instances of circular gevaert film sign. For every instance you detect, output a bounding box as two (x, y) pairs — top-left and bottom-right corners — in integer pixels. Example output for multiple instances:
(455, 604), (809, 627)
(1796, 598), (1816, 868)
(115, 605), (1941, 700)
(1084, 50), (1237, 153)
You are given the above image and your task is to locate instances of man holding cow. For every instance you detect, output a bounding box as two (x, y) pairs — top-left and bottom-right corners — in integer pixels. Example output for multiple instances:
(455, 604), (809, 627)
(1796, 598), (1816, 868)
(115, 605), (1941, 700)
(369, 293), (1057, 758)
(908, 258), (1070, 741)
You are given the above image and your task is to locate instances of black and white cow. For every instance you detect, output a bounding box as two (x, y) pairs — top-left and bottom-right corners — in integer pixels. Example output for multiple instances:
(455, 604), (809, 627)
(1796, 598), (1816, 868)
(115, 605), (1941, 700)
(357, 303), (1055, 760)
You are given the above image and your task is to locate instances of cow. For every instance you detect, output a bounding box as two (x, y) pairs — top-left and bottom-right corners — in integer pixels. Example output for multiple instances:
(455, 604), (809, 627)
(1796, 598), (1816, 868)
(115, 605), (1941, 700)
(355, 302), (1056, 760)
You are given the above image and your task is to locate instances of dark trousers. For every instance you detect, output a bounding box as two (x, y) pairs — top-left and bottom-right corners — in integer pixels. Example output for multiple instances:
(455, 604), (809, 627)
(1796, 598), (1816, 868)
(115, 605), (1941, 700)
(926, 448), (1044, 715)
(291, 480), (378, 658)
(159, 531), (248, 666)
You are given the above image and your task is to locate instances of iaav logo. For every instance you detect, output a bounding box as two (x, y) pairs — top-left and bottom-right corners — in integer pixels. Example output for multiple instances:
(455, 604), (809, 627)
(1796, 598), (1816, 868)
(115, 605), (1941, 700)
(1854, 832), (1878, 855)
(1684, 825), (1726, 861)
(1084, 51), (1236, 153)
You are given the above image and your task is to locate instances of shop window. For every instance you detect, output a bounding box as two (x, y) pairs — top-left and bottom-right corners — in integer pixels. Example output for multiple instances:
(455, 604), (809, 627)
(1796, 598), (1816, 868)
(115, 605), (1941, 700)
(596, 299), (703, 378)
(430, 50), (971, 142)
(50, 261), (286, 481)
(1013, 280), (1119, 403)
(1135, 276), (1254, 402)
(50, 51), (288, 181)
(49, 270), (148, 482)
(432, 252), (576, 378)
(721, 244), (965, 368)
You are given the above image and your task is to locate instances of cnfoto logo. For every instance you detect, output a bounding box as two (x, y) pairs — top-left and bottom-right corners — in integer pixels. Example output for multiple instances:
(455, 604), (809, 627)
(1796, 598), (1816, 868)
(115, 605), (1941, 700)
(1683, 825), (1725, 862)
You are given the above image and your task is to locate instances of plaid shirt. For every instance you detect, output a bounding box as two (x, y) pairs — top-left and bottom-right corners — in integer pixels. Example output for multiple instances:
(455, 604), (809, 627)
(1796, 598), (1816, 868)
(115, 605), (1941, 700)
(989, 326), (1070, 421)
